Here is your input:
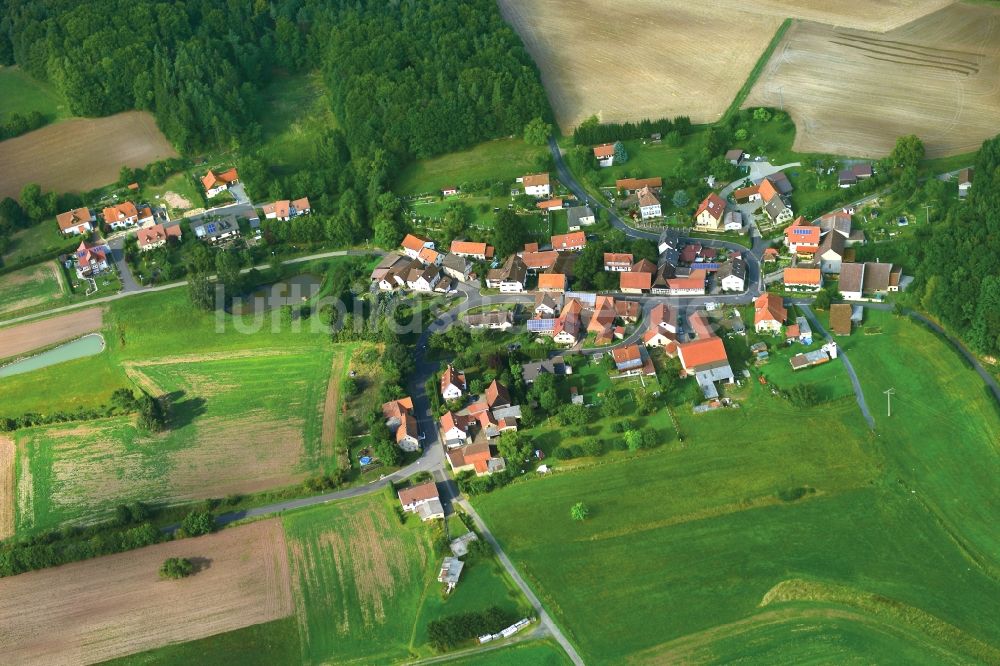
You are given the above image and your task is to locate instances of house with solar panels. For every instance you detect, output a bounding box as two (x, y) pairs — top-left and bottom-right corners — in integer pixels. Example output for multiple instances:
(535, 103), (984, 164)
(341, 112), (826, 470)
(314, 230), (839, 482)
(192, 215), (241, 243)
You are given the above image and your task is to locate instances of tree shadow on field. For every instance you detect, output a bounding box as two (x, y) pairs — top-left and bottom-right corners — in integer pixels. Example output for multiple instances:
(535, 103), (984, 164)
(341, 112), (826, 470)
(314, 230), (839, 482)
(164, 391), (208, 429)
(187, 557), (213, 575)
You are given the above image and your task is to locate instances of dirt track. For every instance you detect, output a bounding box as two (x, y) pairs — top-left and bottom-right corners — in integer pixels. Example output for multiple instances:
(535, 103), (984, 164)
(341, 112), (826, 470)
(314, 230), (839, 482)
(499, 0), (954, 131)
(321, 353), (345, 454)
(0, 519), (293, 665)
(0, 436), (13, 541)
(0, 308), (103, 360)
(0, 111), (177, 198)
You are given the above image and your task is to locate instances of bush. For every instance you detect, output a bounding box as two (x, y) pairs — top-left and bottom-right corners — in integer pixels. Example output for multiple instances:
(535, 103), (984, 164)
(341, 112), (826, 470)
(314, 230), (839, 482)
(582, 439), (604, 457)
(179, 510), (214, 537)
(427, 606), (519, 651)
(159, 557), (194, 579)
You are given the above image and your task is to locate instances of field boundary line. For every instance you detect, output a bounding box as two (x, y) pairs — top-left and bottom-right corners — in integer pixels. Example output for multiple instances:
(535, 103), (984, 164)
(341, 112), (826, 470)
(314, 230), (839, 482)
(722, 17), (793, 121)
(320, 352), (346, 457)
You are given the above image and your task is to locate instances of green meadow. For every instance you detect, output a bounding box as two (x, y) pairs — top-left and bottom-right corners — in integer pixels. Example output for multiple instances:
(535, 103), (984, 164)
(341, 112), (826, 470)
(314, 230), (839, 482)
(436, 640), (571, 666)
(0, 66), (69, 122)
(396, 138), (547, 195)
(0, 262), (65, 317)
(472, 316), (1000, 664)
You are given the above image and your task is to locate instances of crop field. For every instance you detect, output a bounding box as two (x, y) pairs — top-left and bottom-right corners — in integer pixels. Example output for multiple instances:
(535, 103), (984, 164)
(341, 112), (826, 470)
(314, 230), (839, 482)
(0, 519), (293, 665)
(0, 435), (13, 541)
(282, 493), (432, 664)
(0, 66), (69, 122)
(474, 315), (1000, 664)
(0, 307), (103, 360)
(0, 110), (178, 199)
(396, 138), (547, 195)
(438, 640), (571, 665)
(498, 0), (953, 132)
(745, 3), (1000, 158)
(0, 262), (64, 317)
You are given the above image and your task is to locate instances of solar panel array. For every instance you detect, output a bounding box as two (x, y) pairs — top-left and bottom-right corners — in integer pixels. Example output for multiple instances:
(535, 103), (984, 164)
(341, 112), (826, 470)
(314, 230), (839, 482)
(794, 228), (813, 235)
(527, 318), (556, 332)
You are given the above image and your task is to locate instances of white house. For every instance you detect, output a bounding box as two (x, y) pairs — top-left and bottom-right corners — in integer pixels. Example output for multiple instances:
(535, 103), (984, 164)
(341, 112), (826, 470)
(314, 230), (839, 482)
(724, 211), (743, 232)
(718, 259), (747, 292)
(440, 411), (469, 445)
(603, 253), (633, 272)
(398, 482), (444, 521)
(136, 223), (182, 251)
(637, 186), (661, 220)
(441, 365), (466, 401)
(56, 207), (96, 235)
(202, 168), (239, 197)
(486, 255), (527, 293)
(694, 193), (726, 231)
(74, 240), (109, 278)
(102, 202), (140, 230)
(754, 293), (787, 334)
(401, 234), (434, 260)
(407, 264), (441, 292)
(593, 143), (616, 167)
(520, 173), (550, 197)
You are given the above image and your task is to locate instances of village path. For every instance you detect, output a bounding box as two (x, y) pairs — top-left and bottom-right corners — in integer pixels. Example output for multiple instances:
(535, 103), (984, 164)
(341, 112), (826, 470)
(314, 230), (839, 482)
(799, 304), (875, 429)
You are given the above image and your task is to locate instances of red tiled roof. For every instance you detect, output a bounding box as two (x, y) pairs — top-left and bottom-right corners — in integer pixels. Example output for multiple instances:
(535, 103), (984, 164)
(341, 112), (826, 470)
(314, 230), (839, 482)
(632, 258), (656, 274)
(616, 177), (662, 191)
(593, 143), (615, 158)
(485, 380), (510, 408)
(521, 250), (559, 269)
(398, 481), (439, 506)
(757, 178), (780, 202)
(56, 207), (92, 231)
(551, 231), (586, 250)
(620, 271), (652, 291)
(537, 198), (563, 210)
(102, 201), (138, 225)
(754, 293), (787, 325)
(441, 365), (465, 394)
(136, 223), (182, 248)
(402, 233), (431, 252)
(612, 344), (642, 365)
(784, 267), (822, 285)
(450, 240), (493, 257)
(695, 193), (726, 221)
(678, 337), (728, 371)
(538, 273), (567, 290)
(202, 168), (238, 190)
(523, 173), (549, 187)
(604, 253), (633, 265)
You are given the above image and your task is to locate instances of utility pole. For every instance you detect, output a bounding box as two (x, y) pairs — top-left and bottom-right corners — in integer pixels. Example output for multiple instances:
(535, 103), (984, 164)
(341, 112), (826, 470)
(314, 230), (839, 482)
(922, 204), (933, 225)
(884, 388), (895, 417)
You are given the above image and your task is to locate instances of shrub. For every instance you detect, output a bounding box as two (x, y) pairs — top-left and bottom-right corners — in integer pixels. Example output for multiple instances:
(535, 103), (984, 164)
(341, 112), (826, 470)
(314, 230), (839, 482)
(159, 557), (194, 579)
(582, 439), (604, 457)
(571, 502), (589, 521)
(179, 510), (214, 537)
(427, 606), (518, 651)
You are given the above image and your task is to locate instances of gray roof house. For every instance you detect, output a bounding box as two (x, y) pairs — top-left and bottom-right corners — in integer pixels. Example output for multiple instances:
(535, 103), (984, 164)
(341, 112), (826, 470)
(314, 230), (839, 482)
(566, 205), (595, 230)
(521, 356), (569, 384)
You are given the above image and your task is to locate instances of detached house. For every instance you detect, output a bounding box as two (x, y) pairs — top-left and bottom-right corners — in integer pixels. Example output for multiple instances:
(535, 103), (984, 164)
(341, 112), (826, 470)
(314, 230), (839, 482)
(401, 234), (434, 260)
(694, 193), (726, 231)
(612, 344), (655, 376)
(678, 336), (734, 398)
(441, 365), (467, 401)
(593, 142), (619, 167)
(398, 481), (444, 521)
(263, 197), (311, 221)
(717, 258), (747, 292)
(520, 173), (550, 197)
(102, 202), (140, 230)
(637, 186), (662, 220)
(754, 293), (787, 334)
(783, 267), (823, 291)
(441, 254), (472, 283)
(74, 240), (109, 278)
(784, 218), (821, 256)
(551, 231), (586, 252)
(202, 168), (239, 197)
(440, 411), (471, 445)
(56, 207), (96, 235)
(486, 255), (528, 293)
(816, 229), (845, 274)
(567, 205), (595, 230)
(136, 223), (182, 251)
(447, 441), (504, 476)
(643, 303), (679, 350)
(450, 240), (494, 261)
(382, 397), (420, 451)
(839, 262), (902, 300)
(604, 253), (633, 272)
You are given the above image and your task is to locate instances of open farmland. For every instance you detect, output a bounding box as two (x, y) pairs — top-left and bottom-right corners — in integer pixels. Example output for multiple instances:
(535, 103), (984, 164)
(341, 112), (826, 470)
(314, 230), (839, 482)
(0, 307), (102, 360)
(0, 262), (64, 317)
(473, 314), (1000, 663)
(0, 436), (13, 541)
(0, 111), (177, 198)
(0, 519), (293, 665)
(745, 3), (1000, 157)
(499, 0), (956, 133)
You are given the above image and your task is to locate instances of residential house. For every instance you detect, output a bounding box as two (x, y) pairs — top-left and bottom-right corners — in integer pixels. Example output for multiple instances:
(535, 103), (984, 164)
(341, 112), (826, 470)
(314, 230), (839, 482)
(643, 303), (679, 350)
(465, 310), (514, 330)
(382, 397), (420, 451)
(56, 207), (96, 235)
(839, 262), (901, 300)
(764, 196), (794, 225)
(762, 247), (779, 263)
(537, 198), (563, 211)
(398, 481), (444, 521)
(486, 255), (528, 292)
(192, 216), (240, 243)
(816, 229), (845, 274)
(678, 336), (734, 398)
(485, 379), (511, 410)
(263, 197), (311, 221)
(784, 218), (821, 256)
(102, 202), (140, 230)
(74, 240), (109, 278)
(552, 298), (583, 345)
(567, 206), (595, 230)
(534, 292), (561, 316)
(724, 211), (743, 232)
(202, 168), (239, 197)
(783, 267), (823, 291)
(632, 258), (656, 275)
(664, 269), (707, 296)
(611, 344), (655, 376)
(838, 262), (865, 300)
(521, 173), (550, 197)
(619, 271), (652, 294)
(793, 316), (813, 345)
(658, 227), (681, 255)
(521, 356), (570, 384)
(725, 148), (745, 165)
(959, 168), (974, 198)
(754, 293), (787, 334)
(538, 272), (567, 292)
(637, 186), (661, 220)
(819, 211), (853, 238)
(441, 365), (466, 401)
(441, 186), (459, 196)
(450, 240), (494, 261)
(136, 223), (182, 251)
(417, 246), (442, 266)
(440, 411), (471, 445)
(551, 231), (586, 252)
(604, 253), (633, 272)
(616, 177), (662, 194)
(520, 250), (559, 272)
(437, 556), (465, 591)
(441, 253), (472, 282)
(829, 303), (854, 336)
(694, 193), (726, 231)
(717, 258), (747, 292)
(406, 263), (441, 292)
(370, 254), (411, 285)
(447, 441), (504, 476)
(401, 233), (434, 259)
(593, 142), (618, 167)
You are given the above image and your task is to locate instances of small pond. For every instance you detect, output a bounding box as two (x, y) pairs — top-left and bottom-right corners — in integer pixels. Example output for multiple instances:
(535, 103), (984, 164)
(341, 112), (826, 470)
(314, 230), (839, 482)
(229, 273), (323, 315)
(0, 333), (106, 378)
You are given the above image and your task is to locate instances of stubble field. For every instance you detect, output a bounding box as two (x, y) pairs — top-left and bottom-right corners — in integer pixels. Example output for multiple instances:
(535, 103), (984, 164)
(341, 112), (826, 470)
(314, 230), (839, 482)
(498, 0), (964, 152)
(745, 3), (1000, 157)
(0, 110), (177, 198)
(0, 519), (293, 665)
(0, 262), (64, 317)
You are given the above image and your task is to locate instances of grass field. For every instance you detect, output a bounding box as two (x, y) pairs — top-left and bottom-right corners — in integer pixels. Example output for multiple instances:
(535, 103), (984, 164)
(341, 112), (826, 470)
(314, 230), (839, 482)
(437, 640), (571, 665)
(0, 262), (65, 316)
(396, 138), (547, 195)
(473, 315), (1000, 663)
(0, 66), (69, 123)
(142, 171), (203, 217)
(0, 111), (178, 199)
(1, 222), (79, 267)
(745, 3), (1000, 158)
(259, 70), (338, 177)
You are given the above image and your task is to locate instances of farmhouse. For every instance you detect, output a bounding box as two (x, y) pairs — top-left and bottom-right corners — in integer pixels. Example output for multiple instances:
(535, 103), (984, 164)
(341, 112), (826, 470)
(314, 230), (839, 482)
(664, 269), (707, 296)
(441, 365), (466, 401)
(754, 293), (787, 334)
(637, 186), (662, 220)
(538, 272), (567, 292)
(192, 216), (240, 243)
(694, 193), (726, 231)
(616, 177), (662, 194)
(593, 142), (618, 167)
(643, 303), (679, 350)
(401, 233), (434, 259)
(465, 310), (514, 330)
(136, 223), (182, 251)
(604, 253), (633, 272)
(370, 254), (411, 286)
(717, 258), (747, 292)
(783, 267), (823, 291)
(382, 396), (420, 451)
(678, 336), (734, 398)
(816, 230), (846, 273)
(567, 205), (595, 230)
(839, 262), (902, 300)
(486, 255), (528, 292)
(520, 250), (559, 272)
(551, 231), (586, 252)
(441, 253), (473, 282)
(56, 207), (96, 235)
(959, 168), (974, 198)
(202, 167), (239, 197)
(262, 197), (310, 221)
(406, 263), (441, 292)
(440, 411), (472, 446)
(74, 240), (109, 278)
(450, 240), (494, 261)
(398, 481), (444, 521)
(520, 173), (550, 197)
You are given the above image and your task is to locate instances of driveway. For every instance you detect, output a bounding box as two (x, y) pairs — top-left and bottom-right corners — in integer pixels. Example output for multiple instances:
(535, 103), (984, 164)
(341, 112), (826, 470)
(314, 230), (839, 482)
(106, 236), (141, 292)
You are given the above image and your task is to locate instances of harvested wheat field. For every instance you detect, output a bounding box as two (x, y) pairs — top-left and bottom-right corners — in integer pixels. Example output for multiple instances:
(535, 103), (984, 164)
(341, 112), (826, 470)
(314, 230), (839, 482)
(0, 436), (14, 541)
(499, 0), (954, 131)
(0, 307), (102, 360)
(0, 519), (293, 665)
(745, 3), (1000, 157)
(0, 111), (177, 198)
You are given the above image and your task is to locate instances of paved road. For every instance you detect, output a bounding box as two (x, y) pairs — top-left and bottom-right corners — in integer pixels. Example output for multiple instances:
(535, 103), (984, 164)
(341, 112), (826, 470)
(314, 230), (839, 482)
(106, 236), (141, 292)
(799, 304), (875, 429)
(457, 498), (585, 666)
(718, 160), (802, 199)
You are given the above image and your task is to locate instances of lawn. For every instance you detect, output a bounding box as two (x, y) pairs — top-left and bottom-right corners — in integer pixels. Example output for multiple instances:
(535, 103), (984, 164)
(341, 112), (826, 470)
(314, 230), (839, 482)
(0, 261), (66, 316)
(395, 138), (548, 196)
(259, 70), (338, 176)
(473, 343), (1000, 664)
(142, 171), (204, 216)
(595, 131), (708, 187)
(436, 640), (571, 665)
(0, 66), (69, 123)
(1, 223), (79, 268)
(410, 196), (552, 244)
